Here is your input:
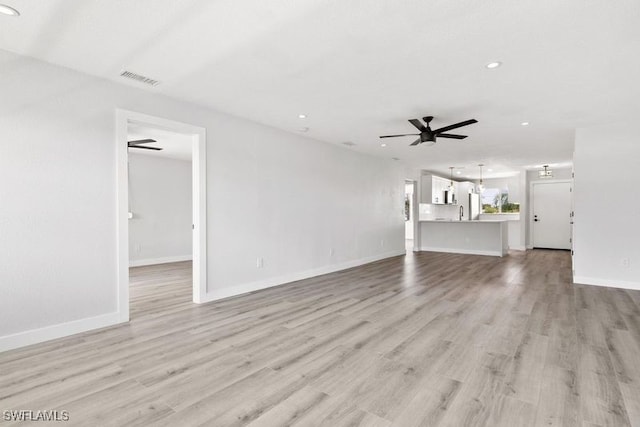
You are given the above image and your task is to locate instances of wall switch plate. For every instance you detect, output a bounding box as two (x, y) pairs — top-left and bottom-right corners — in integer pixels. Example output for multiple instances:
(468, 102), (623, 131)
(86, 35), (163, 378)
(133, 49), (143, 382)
(256, 257), (264, 268)
(329, 248), (334, 256)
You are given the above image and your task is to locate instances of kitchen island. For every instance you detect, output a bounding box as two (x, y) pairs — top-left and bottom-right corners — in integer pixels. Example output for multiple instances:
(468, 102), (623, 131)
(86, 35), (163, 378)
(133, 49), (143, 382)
(418, 219), (509, 257)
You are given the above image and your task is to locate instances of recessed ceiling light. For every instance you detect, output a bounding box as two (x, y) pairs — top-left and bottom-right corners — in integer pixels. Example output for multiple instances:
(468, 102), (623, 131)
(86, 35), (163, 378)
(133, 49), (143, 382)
(298, 114), (307, 119)
(456, 171), (462, 175)
(486, 61), (502, 69)
(521, 121), (530, 126)
(298, 127), (309, 133)
(381, 143), (387, 147)
(488, 169), (493, 172)
(0, 4), (20, 16)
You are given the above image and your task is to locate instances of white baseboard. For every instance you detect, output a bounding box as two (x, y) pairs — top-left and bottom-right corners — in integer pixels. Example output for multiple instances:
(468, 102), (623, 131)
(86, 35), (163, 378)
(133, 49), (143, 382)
(510, 245), (527, 251)
(129, 255), (192, 267)
(201, 249), (406, 303)
(573, 275), (640, 291)
(419, 246), (505, 257)
(0, 311), (123, 353)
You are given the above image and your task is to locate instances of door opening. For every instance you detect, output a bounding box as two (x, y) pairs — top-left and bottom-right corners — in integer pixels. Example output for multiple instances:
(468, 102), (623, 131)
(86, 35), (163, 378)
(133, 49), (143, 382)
(116, 110), (207, 323)
(405, 180), (417, 252)
(127, 125), (193, 315)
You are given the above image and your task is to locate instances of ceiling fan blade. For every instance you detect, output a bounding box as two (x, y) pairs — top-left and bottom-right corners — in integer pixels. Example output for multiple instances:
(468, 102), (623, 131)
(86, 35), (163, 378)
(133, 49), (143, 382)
(379, 133), (420, 138)
(409, 138), (421, 146)
(128, 139), (157, 145)
(437, 133), (468, 139)
(128, 145), (163, 151)
(408, 119), (427, 132)
(433, 119), (478, 134)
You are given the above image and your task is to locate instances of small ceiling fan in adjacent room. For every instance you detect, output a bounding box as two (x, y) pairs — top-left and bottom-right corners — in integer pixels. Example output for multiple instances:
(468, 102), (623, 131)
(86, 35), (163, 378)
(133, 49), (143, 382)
(127, 139), (163, 151)
(380, 116), (478, 146)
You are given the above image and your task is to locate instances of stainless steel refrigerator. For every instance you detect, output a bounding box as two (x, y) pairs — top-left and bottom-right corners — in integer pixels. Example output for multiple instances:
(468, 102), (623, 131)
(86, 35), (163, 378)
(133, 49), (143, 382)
(469, 193), (480, 220)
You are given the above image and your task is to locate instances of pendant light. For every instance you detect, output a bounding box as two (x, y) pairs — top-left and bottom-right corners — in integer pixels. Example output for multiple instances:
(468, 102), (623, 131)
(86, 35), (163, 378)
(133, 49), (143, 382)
(477, 164), (485, 192)
(448, 166), (455, 191)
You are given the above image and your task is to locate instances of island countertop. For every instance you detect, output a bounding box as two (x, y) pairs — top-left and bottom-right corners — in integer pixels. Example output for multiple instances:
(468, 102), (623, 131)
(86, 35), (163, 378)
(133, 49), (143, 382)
(418, 219), (509, 257)
(419, 219), (508, 223)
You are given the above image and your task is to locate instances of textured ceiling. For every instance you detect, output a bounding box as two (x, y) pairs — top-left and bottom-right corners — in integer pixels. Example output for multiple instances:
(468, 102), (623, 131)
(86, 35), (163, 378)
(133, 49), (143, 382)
(2, 0), (639, 178)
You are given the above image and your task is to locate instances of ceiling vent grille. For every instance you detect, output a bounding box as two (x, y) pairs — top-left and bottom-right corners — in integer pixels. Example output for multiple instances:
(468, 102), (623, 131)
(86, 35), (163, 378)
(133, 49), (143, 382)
(342, 141), (356, 146)
(119, 70), (160, 87)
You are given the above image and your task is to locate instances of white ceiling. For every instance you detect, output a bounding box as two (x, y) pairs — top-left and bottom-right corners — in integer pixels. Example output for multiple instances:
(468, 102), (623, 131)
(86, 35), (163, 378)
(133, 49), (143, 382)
(2, 0), (639, 179)
(127, 124), (193, 161)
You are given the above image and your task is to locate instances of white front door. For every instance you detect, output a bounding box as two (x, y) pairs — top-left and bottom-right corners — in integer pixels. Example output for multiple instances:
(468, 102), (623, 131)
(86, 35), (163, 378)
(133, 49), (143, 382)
(532, 181), (572, 249)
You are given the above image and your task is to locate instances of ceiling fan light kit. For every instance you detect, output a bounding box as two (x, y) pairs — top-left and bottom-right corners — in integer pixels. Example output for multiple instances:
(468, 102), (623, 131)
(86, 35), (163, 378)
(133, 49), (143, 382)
(380, 115), (478, 147)
(539, 165), (553, 178)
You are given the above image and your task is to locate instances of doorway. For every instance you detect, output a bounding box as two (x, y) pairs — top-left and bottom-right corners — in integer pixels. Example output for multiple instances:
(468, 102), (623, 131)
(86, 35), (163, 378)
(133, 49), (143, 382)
(116, 110), (207, 323)
(405, 180), (417, 251)
(531, 180), (572, 250)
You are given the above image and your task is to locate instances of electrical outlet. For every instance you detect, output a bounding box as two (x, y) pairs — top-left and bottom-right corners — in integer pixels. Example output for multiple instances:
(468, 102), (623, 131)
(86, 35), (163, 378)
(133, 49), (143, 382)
(621, 258), (630, 268)
(256, 257), (264, 268)
(329, 248), (334, 256)
(135, 244), (142, 254)
(380, 239), (385, 247)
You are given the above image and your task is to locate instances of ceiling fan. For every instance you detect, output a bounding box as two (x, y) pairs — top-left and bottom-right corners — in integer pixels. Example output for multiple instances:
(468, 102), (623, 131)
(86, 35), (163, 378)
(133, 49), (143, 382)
(127, 139), (162, 151)
(380, 116), (478, 146)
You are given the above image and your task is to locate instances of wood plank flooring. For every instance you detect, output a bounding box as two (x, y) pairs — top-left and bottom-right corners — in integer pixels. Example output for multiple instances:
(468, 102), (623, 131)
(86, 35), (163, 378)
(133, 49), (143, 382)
(2, 250), (640, 426)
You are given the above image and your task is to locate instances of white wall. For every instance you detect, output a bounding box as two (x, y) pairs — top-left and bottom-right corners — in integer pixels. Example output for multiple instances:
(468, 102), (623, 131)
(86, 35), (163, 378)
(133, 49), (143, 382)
(128, 153), (192, 266)
(0, 50), (405, 350)
(573, 124), (640, 289)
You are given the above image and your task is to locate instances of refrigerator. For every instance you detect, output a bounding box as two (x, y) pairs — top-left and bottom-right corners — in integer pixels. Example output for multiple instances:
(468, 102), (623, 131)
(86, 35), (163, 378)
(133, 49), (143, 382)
(469, 193), (480, 220)
(460, 192), (480, 220)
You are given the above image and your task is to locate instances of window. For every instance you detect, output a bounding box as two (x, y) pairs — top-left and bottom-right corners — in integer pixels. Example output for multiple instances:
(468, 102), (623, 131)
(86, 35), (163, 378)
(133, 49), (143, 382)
(481, 188), (520, 214)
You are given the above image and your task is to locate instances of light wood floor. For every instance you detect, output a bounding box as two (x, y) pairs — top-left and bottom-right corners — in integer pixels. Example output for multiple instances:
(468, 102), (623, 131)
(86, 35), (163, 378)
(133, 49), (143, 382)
(2, 250), (640, 426)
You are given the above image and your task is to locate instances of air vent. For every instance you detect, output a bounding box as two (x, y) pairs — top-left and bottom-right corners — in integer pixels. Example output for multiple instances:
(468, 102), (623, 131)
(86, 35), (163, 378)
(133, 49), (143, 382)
(119, 70), (160, 87)
(342, 141), (356, 146)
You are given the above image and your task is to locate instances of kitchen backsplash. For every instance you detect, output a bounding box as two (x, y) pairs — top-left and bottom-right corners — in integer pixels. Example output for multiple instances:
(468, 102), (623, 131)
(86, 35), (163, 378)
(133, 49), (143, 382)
(419, 203), (460, 221)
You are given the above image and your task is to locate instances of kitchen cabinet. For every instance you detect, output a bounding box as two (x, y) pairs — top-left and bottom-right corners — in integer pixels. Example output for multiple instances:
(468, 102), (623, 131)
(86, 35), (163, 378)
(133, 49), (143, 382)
(421, 174), (456, 204)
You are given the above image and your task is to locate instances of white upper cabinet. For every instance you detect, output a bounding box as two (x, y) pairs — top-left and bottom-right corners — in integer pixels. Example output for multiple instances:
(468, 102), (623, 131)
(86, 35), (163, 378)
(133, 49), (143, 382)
(421, 174), (459, 204)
